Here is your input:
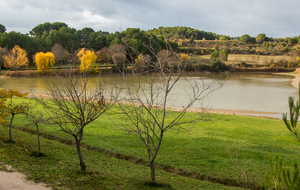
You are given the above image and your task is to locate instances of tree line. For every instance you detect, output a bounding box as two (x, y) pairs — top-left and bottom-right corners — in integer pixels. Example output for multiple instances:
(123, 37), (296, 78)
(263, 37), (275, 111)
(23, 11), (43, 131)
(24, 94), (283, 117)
(1, 22), (300, 70)
(0, 22), (178, 65)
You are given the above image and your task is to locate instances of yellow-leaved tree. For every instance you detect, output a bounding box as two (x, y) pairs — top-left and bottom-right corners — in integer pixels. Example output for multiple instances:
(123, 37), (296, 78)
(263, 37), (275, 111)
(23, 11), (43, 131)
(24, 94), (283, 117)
(3, 45), (29, 70)
(77, 50), (97, 73)
(77, 48), (86, 60)
(0, 89), (29, 142)
(0, 89), (9, 124)
(180, 53), (190, 63)
(135, 54), (145, 65)
(35, 52), (55, 74)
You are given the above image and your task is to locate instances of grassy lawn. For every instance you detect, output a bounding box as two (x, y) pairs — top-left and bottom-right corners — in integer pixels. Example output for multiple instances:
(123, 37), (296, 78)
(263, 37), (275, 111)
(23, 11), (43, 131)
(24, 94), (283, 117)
(0, 125), (241, 190)
(2, 97), (299, 189)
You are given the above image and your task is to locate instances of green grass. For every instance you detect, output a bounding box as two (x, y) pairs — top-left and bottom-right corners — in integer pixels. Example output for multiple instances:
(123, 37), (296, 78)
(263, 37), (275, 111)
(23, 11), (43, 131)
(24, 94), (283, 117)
(0, 121), (240, 189)
(1, 97), (299, 189)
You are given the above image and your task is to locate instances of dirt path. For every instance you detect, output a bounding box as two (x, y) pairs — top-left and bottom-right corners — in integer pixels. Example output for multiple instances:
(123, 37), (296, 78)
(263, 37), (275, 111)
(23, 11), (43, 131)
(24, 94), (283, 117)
(0, 165), (51, 190)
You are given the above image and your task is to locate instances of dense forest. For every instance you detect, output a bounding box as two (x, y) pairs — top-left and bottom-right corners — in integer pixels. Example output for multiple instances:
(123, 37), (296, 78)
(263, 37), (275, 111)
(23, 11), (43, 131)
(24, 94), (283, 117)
(1, 22), (300, 67)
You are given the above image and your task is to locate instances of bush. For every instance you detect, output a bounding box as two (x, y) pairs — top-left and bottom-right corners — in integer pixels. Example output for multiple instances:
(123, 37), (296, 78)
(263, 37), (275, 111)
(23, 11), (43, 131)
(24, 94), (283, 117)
(210, 50), (219, 59)
(219, 49), (228, 61)
(277, 59), (289, 67)
(268, 58), (275, 65)
(238, 61), (251, 68)
(210, 59), (228, 72)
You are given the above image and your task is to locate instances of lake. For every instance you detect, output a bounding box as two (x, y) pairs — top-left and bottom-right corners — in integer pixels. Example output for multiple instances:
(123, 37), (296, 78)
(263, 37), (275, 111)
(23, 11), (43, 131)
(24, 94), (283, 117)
(0, 72), (297, 117)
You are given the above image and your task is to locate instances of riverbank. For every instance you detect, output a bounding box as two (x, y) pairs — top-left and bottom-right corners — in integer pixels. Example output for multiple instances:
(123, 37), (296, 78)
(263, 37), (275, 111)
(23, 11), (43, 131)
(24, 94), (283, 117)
(291, 68), (300, 89)
(275, 68), (300, 89)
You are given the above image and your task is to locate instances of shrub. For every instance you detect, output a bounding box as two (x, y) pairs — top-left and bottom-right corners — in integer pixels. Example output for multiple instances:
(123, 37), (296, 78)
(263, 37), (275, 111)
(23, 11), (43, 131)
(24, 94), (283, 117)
(276, 59), (288, 67)
(219, 49), (229, 61)
(268, 58), (275, 65)
(210, 50), (219, 59)
(238, 61), (251, 68)
(210, 59), (228, 72)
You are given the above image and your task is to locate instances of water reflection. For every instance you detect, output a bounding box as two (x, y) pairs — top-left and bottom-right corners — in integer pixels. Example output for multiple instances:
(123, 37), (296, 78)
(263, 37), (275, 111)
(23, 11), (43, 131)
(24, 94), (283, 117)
(0, 72), (297, 114)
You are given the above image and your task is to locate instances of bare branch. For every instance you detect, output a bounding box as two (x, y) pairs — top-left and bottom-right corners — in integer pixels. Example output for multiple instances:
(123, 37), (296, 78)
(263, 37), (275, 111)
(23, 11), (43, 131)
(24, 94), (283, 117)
(112, 39), (223, 182)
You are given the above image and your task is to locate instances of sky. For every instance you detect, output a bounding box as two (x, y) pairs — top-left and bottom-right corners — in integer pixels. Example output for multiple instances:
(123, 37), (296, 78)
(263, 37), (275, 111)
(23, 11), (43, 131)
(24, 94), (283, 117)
(1, 0), (300, 38)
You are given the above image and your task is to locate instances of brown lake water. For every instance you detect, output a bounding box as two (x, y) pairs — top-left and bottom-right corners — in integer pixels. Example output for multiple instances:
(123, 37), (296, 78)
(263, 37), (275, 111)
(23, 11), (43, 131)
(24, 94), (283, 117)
(0, 72), (297, 117)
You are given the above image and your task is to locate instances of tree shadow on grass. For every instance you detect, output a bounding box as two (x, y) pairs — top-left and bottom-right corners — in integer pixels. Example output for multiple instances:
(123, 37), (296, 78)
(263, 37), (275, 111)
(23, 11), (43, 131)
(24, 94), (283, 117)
(143, 180), (174, 189)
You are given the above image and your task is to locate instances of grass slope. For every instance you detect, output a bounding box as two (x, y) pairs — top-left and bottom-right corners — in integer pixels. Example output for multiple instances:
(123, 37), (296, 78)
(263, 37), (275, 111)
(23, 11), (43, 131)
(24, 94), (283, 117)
(2, 97), (299, 188)
(0, 124), (240, 190)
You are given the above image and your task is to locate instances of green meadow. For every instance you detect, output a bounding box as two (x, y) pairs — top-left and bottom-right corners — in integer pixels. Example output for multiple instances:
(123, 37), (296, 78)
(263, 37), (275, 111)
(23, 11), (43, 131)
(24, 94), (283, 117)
(0, 97), (299, 189)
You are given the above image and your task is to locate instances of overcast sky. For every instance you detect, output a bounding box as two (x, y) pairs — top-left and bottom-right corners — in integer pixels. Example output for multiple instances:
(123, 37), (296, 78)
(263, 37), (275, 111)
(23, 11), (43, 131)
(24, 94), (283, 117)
(1, 0), (299, 38)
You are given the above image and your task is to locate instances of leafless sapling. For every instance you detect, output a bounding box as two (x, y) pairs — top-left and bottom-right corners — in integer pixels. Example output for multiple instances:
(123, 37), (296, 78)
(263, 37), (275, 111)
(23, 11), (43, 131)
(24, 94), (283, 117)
(112, 41), (223, 182)
(37, 74), (114, 171)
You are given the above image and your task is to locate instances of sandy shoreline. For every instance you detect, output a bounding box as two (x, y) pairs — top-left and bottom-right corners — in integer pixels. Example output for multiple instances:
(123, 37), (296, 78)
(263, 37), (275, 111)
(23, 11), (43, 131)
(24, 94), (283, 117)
(275, 68), (300, 89)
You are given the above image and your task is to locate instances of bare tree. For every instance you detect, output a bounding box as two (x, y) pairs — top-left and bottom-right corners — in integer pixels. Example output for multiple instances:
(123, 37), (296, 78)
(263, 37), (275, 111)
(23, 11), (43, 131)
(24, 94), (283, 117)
(109, 44), (126, 55)
(37, 74), (114, 171)
(109, 44), (127, 71)
(25, 110), (46, 155)
(112, 41), (223, 182)
(51, 43), (69, 66)
(96, 47), (112, 69)
(0, 47), (8, 72)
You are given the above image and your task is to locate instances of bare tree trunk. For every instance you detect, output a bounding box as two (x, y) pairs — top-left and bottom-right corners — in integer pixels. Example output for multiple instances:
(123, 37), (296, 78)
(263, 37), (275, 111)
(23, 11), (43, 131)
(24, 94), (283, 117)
(9, 114), (14, 142)
(75, 135), (86, 171)
(150, 160), (155, 183)
(35, 123), (40, 153)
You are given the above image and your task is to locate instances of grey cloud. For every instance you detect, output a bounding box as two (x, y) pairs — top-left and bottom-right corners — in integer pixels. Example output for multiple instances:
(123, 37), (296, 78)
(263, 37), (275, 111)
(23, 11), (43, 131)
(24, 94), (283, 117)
(1, 0), (300, 37)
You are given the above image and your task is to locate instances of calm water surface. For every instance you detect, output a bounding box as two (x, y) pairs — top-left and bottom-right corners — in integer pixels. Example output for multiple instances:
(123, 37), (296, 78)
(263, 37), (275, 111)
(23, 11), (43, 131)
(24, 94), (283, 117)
(0, 72), (297, 115)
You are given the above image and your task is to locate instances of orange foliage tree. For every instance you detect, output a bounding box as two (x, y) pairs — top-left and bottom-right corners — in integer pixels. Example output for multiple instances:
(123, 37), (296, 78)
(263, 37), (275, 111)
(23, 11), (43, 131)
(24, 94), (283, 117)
(3, 45), (29, 70)
(35, 52), (55, 74)
(0, 89), (29, 142)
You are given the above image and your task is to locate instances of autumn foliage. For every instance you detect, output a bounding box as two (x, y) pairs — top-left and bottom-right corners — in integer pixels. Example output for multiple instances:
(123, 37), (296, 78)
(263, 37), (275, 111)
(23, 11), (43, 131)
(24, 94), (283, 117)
(179, 53), (190, 63)
(77, 49), (97, 73)
(35, 52), (55, 74)
(0, 90), (9, 124)
(0, 89), (29, 142)
(135, 54), (145, 64)
(0, 89), (29, 123)
(3, 45), (29, 70)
